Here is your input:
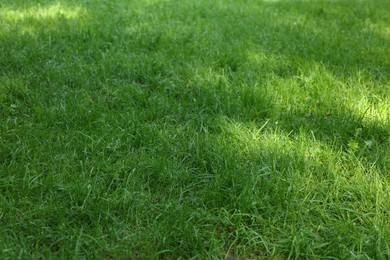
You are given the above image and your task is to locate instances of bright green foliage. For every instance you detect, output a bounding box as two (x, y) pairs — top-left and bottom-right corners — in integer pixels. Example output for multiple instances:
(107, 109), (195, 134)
(0, 0), (389, 258)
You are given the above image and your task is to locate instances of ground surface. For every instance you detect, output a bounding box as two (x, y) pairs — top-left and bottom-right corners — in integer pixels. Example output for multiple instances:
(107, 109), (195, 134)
(0, 0), (389, 258)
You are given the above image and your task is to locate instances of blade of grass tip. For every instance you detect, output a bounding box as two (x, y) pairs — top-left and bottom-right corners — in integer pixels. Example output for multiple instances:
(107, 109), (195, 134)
(75, 227), (84, 257)
(255, 119), (270, 136)
(81, 184), (92, 210)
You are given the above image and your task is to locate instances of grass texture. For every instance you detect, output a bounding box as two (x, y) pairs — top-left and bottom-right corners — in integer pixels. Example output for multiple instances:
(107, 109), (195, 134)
(0, 0), (389, 258)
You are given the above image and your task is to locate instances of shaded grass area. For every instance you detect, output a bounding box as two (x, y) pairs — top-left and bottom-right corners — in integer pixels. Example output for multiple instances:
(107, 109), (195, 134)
(0, 0), (389, 258)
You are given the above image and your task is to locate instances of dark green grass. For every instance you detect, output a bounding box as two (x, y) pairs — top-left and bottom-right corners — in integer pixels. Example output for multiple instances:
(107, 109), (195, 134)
(1, 0), (389, 258)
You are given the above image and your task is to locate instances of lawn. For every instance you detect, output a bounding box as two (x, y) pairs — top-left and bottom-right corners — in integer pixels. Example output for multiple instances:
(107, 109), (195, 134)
(0, 0), (389, 258)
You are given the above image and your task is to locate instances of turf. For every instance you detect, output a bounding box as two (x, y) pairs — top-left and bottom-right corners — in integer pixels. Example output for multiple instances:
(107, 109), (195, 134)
(0, 0), (389, 258)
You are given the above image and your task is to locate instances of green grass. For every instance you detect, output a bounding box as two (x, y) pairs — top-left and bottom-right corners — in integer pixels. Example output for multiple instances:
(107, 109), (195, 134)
(1, 0), (389, 258)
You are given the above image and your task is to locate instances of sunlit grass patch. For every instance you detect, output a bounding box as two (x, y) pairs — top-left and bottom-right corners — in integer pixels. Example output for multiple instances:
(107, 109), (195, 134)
(2, 3), (84, 21)
(348, 96), (389, 126)
(0, 2), (88, 35)
(214, 118), (389, 255)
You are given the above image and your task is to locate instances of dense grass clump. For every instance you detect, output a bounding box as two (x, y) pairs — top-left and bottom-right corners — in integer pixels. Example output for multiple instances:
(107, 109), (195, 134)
(0, 0), (389, 258)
